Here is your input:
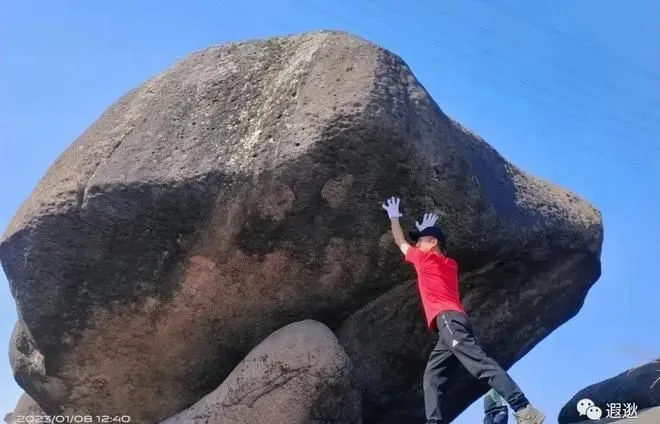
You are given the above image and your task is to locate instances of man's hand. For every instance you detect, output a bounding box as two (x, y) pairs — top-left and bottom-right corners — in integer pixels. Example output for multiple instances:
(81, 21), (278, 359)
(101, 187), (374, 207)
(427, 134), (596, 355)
(415, 212), (438, 231)
(382, 196), (409, 254)
(382, 197), (403, 219)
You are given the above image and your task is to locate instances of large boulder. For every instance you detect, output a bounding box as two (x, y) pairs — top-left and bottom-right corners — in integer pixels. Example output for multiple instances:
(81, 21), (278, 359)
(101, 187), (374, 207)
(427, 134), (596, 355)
(0, 30), (603, 423)
(160, 320), (361, 424)
(558, 360), (660, 424)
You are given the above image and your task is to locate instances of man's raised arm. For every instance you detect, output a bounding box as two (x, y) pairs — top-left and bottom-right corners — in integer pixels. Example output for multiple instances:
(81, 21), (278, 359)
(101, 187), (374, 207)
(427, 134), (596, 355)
(382, 197), (411, 254)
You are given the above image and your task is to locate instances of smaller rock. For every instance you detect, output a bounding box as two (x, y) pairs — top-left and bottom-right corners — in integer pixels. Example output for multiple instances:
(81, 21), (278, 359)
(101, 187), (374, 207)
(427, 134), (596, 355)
(5, 393), (46, 424)
(558, 360), (660, 424)
(160, 319), (361, 424)
(572, 406), (660, 423)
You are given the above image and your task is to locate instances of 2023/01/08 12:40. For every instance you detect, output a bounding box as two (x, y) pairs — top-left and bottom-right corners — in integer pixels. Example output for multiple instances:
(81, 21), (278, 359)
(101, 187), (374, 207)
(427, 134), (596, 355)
(15, 416), (131, 423)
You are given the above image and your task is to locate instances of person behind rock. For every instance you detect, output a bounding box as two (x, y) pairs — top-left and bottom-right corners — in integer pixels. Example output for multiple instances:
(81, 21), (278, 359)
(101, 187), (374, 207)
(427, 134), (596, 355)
(381, 196), (545, 424)
(484, 389), (509, 424)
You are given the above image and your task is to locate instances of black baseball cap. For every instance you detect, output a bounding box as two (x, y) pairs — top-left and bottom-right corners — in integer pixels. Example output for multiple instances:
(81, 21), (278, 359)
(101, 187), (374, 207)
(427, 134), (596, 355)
(409, 226), (446, 248)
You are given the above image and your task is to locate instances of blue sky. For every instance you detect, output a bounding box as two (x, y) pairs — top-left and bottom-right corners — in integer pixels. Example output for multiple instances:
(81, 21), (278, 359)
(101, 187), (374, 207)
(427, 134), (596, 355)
(1, 1), (658, 422)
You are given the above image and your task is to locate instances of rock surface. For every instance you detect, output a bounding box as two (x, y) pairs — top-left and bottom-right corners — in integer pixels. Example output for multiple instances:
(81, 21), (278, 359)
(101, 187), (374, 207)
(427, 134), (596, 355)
(4, 393), (45, 424)
(1, 30), (603, 423)
(159, 320), (360, 424)
(559, 360), (660, 424)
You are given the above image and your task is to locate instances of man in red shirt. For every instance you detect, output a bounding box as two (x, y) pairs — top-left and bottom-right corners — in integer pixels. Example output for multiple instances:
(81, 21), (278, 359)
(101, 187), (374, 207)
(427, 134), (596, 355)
(381, 196), (545, 424)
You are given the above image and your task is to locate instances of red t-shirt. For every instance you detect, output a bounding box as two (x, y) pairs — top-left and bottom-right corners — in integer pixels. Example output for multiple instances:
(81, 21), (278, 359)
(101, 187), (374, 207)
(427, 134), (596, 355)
(404, 246), (465, 331)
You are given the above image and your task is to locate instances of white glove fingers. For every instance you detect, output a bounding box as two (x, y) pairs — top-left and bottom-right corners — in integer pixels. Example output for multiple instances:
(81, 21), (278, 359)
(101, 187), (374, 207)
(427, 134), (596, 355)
(382, 196), (402, 219)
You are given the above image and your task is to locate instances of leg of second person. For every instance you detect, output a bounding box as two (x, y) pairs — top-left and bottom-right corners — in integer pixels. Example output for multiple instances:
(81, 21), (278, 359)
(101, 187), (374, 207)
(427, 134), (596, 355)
(493, 410), (509, 424)
(484, 411), (509, 424)
(437, 311), (530, 412)
(484, 391), (508, 424)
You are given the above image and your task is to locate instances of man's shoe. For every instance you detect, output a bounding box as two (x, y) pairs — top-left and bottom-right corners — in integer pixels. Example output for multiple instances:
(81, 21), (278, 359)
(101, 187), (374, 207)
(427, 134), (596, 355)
(514, 404), (545, 424)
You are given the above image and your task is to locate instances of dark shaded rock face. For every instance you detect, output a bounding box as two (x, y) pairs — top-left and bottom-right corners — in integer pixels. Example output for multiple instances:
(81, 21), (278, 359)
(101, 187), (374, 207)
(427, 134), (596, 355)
(558, 360), (660, 424)
(1, 30), (602, 423)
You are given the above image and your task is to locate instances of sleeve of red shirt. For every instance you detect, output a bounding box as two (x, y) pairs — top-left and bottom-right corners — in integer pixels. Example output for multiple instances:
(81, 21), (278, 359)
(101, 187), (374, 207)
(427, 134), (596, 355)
(404, 245), (425, 265)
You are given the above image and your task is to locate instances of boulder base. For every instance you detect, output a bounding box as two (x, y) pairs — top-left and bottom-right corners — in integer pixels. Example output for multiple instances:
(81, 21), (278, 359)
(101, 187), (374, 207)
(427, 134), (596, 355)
(160, 320), (361, 424)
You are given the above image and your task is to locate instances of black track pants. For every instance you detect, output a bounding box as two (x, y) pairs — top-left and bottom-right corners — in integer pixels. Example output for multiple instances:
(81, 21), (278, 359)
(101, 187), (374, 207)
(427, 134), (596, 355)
(423, 310), (529, 423)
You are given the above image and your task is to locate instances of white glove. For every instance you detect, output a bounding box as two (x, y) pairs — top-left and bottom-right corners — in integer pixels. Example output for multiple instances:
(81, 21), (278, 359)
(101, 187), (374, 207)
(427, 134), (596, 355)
(415, 212), (438, 231)
(382, 197), (403, 218)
